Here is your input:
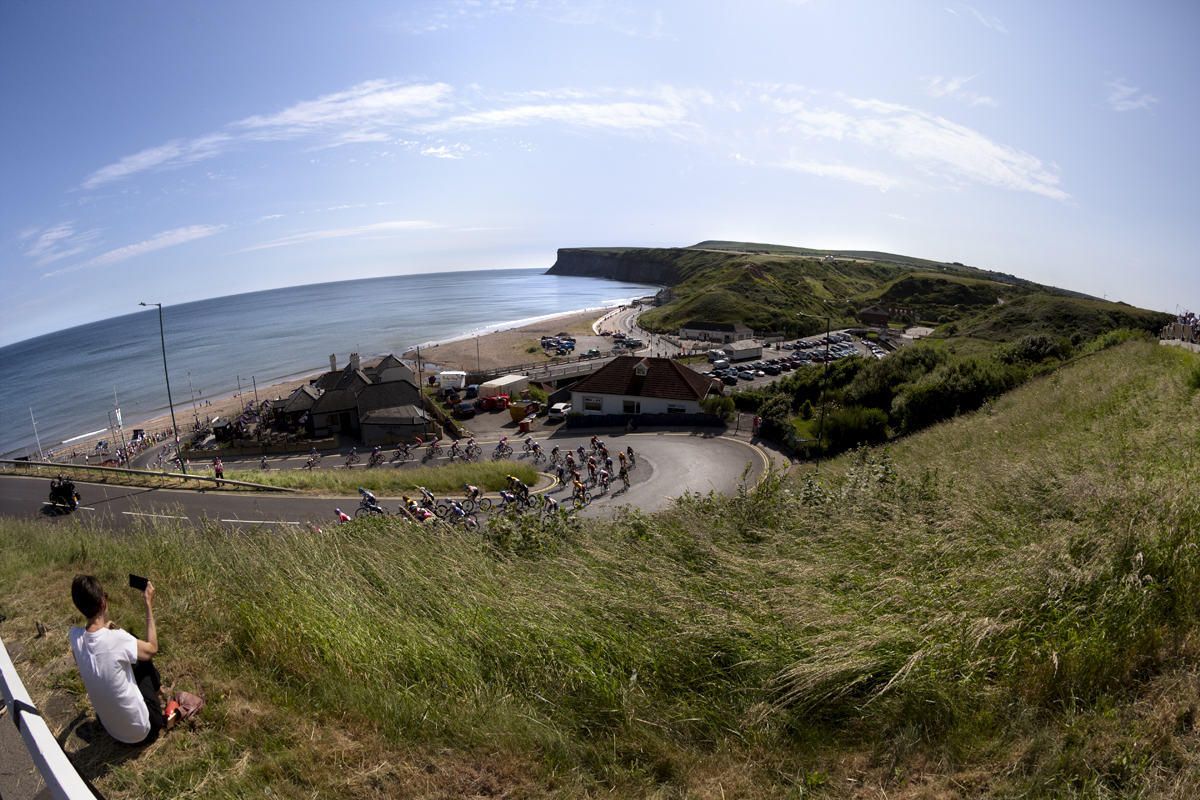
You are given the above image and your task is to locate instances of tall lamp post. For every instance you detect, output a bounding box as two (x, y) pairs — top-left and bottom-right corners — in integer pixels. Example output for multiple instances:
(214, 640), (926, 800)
(798, 312), (832, 472)
(139, 302), (186, 474)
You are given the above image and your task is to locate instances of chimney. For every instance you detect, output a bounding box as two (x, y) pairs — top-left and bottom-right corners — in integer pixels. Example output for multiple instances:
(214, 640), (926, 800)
(350, 353), (360, 371)
(329, 354), (337, 372)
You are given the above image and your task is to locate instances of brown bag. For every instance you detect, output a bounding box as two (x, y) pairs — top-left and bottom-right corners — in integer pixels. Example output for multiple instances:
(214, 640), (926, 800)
(164, 676), (205, 723)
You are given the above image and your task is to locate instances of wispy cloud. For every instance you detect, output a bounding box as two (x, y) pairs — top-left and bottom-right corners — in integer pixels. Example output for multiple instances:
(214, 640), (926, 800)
(23, 222), (103, 266)
(42, 224), (225, 278)
(1105, 80), (1158, 112)
(421, 143), (471, 158)
(776, 159), (898, 191)
(963, 5), (1007, 32)
(764, 92), (1066, 200)
(234, 220), (442, 253)
(425, 87), (696, 135)
(924, 75), (998, 107)
(82, 81), (453, 189)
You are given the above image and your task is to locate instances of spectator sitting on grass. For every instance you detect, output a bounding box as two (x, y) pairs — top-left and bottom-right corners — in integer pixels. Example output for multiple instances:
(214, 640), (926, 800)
(69, 574), (169, 744)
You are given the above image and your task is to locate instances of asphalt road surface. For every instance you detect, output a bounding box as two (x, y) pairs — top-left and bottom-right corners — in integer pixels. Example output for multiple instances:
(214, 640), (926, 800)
(1, 431), (769, 530)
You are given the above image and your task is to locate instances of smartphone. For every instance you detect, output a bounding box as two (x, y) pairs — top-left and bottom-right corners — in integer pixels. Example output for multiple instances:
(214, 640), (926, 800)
(129, 573), (149, 591)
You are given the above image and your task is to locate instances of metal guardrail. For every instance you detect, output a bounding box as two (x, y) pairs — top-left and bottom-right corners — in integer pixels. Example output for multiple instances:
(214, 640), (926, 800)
(0, 460), (298, 493)
(1, 636), (95, 799)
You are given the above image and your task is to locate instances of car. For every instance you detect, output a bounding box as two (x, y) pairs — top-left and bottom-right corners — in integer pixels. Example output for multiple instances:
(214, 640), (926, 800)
(583, 348), (602, 358)
(555, 348), (568, 356)
(453, 401), (476, 419)
(738, 370), (755, 381)
(465, 384), (479, 398)
(764, 365), (781, 376)
(754, 370), (766, 377)
(782, 342), (794, 349)
(548, 402), (571, 421)
(721, 375), (738, 385)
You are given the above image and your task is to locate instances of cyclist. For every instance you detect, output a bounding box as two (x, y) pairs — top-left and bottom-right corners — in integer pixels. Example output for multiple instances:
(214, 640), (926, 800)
(524, 436), (535, 450)
(587, 454), (596, 469)
(599, 469), (610, 492)
(498, 490), (518, 511)
(544, 496), (560, 514)
(590, 435), (598, 450)
(595, 439), (605, 454)
(494, 436), (510, 456)
(512, 477), (529, 501)
(572, 478), (587, 503)
(261, 455), (268, 470)
(576, 444), (586, 460)
(447, 440), (461, 459)
(463, 483), (481, 504)
(550, 445), (561, 463)
(335, 508), (351, 525)
(397, 441), (412, 458)
(305, 457), (315, 470)
(587, 462), (597, 483)
(565, 452), (576, 469)
(426, 437), (440, 455)
(598, 444), (609, 460)
(531, 441), (543, 458)
(358, 487), (379, 510)
(618, 451), (627, 469)
(349, 446), (357, 459)
(310, 446), (319, 458)
(417, 486), (436, 508)
(555, 463), (567, 484)
(372, 445), (381, 458)
(626, 446), (636, 466)
(605, 456), (614, 472)
(618, 465), (630, 489)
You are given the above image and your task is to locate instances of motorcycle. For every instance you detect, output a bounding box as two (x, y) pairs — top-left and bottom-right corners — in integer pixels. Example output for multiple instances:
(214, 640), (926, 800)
(49, 479), (80, 511)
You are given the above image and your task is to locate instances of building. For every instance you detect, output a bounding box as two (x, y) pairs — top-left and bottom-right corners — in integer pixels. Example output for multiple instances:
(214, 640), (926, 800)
(858, 306), (891, 327)
(678, 320), (755, 343)
(570, 356), (720, 416)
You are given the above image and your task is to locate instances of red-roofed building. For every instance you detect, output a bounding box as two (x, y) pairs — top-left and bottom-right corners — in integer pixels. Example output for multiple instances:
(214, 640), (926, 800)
(570, 356), (721, 416)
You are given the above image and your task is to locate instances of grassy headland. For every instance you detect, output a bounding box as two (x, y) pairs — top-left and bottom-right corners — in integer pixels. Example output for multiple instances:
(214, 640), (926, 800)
(3, 339), (1198, 797)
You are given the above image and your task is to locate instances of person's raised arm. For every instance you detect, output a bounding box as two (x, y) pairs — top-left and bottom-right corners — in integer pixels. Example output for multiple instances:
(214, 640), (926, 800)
(136, 582), (158, 660)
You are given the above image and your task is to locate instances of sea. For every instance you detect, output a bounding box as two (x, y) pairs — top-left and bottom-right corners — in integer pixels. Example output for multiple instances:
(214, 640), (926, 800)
(0, 268), (658, 459)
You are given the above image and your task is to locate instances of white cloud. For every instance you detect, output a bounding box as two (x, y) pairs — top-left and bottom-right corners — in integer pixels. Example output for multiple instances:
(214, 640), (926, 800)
(23, 222), (103, 266)
(1105, 80), (1158, 112)
(964, 5), (1007, 32)
(924, 75), (998, 107)
(421, 143), (471, 158)
(425, 87), (694, 135)
(82, 81), (453, 189)
(775, 159), (898, 191)
(42, 224), (225, 278)
(234, 220), (442, 252)
(765, 92), (1066, 200)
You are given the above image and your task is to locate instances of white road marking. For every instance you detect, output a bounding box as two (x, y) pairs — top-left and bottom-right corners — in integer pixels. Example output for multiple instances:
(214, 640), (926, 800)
(42, 502), (96, 511)
(219, 519), (301, 525)
(123, 511), (188, 519)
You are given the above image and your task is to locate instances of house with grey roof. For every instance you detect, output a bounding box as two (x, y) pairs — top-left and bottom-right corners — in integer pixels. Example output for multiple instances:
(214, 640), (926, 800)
(678, 320), (754, 343)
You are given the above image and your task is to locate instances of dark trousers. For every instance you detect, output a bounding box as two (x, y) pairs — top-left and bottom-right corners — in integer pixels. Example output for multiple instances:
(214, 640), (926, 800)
(133, 659), (164, 745)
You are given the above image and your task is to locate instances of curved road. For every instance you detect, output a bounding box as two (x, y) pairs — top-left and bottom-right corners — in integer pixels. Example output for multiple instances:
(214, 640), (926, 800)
(0, 431), (769, 530)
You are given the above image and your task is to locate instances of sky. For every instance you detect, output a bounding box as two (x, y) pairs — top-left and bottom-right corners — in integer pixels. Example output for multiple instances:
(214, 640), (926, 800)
(2, 0), (1197, 346)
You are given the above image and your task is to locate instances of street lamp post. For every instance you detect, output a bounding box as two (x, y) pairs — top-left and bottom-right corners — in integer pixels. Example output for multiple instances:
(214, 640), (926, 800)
(139, 302), (186, 474)
(798, 312), (832, 472)
(29, 408), (45, 465)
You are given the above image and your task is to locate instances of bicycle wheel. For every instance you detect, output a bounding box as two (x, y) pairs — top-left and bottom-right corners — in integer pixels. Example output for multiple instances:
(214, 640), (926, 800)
(572, 495), (586, 509)
(477, 497), (493, 512)
(354, 506), (369, 519)
(465, 515), (478, 530)
(434, 502), (451, 519)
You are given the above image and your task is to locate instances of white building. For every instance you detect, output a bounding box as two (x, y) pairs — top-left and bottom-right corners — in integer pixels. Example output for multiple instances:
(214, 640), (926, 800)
(569, 356), (720, 416)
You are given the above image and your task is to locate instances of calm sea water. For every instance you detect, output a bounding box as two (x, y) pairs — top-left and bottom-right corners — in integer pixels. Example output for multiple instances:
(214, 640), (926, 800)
(0, 269), (657, 458)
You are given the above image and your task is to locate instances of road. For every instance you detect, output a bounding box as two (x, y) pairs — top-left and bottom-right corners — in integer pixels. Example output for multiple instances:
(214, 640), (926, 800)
(1, 430), (769, 529)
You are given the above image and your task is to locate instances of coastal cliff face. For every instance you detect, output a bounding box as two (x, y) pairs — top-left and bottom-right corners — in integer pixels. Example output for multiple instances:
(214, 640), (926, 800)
(546, 248), (681, 286)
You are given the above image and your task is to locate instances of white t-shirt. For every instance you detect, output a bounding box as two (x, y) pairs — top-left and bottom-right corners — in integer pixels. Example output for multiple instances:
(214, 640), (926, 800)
(69, 626), (149, 744)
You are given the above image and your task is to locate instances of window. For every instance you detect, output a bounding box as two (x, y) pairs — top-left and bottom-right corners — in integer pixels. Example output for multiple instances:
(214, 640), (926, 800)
(667, 405), (686, 414)
(583, 396), (603, 412)
(326, 415), (338, 424)
(623, 400), (641, 414)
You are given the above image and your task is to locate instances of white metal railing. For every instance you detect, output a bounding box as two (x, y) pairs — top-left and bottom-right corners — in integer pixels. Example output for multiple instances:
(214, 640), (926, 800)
(0, 634), (96, 799)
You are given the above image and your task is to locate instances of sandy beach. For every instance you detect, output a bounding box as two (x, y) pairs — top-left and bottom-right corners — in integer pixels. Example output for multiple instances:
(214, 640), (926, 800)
(401, 307), (619, 373)
(52, 307), (621, 461)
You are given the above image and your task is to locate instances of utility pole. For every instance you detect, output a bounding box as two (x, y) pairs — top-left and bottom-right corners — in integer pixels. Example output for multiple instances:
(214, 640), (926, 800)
(29, 407), (45, 465)
(139, 302), (185, 473)
(113, 386), (129, 462)
(798, 312), (832, 473)
(188, 374), (200, 429)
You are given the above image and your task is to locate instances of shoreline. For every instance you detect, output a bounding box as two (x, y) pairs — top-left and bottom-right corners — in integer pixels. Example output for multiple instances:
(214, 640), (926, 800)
(30, 305), (628, 462)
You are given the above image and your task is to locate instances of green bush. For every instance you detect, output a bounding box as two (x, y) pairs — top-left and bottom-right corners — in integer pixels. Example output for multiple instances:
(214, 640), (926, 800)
(891, 357), (1025, 434)
(823, 406), (889, 452)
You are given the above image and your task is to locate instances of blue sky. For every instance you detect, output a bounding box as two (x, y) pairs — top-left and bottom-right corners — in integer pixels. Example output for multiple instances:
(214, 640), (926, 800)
(2, 0), (1196, 346)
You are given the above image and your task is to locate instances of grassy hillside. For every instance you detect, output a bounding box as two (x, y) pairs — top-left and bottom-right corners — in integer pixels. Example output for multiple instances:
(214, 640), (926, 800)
(3, 341), (1199, 798)
(616, 242), (1168, 339)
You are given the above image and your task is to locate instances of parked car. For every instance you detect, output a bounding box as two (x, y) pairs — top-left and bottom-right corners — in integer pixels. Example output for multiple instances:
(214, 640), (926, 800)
(721, 375), (738, 385)
(465, 384), (479, 398)
(548, 402), (571, 421)
(583, 348), (602, 358)
(453, 401), (476, 419)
